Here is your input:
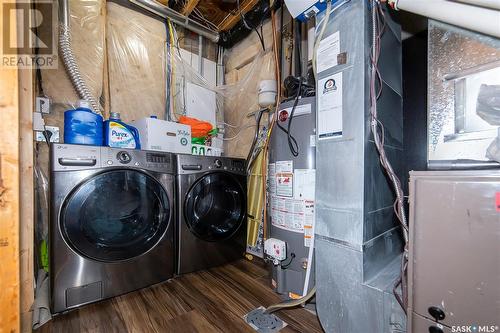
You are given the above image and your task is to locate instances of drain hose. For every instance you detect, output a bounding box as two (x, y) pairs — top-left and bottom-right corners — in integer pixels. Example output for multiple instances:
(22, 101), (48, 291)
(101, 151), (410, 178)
(58, 0), (101, 115)
(264, 286), (317, 314)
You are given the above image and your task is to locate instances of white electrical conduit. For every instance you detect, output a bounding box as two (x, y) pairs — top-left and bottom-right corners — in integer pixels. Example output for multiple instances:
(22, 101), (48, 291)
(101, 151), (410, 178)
(301, 211), (315, 297)
(452, 0), (500, 10)
(392, 0), (500, 38)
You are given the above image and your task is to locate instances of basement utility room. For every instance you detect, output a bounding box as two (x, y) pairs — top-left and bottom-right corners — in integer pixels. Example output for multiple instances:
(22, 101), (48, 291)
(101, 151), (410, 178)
(0, 0), (499, 332)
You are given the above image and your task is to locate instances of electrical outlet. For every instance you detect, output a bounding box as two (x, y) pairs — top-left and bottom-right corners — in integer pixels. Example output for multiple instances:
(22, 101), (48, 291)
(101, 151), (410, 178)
(35, 126), (60, 143)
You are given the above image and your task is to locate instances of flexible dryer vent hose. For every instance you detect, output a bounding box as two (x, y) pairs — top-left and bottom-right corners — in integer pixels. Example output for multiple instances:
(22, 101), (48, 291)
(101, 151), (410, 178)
(264, 286), (317, 314)
(58, 0), (102, 115)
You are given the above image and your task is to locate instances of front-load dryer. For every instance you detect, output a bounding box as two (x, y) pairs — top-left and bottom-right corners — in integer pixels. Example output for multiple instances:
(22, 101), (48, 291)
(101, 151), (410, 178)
(176, 154), (247, 275)
(50, 144), (175, 313)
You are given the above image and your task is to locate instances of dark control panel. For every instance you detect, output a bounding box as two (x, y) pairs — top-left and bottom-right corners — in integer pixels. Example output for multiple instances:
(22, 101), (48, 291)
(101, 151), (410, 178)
(146, 153), (171, 164)
(232, 159), (245, 170)
(177, 156), (246, 175)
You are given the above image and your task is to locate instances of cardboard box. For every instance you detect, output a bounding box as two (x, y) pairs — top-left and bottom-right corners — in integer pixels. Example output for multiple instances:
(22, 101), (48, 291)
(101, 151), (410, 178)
(132, 117), (191, 154)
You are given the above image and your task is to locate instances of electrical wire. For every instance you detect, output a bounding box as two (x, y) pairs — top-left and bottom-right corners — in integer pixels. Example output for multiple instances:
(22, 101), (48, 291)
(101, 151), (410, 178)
(237, 0), (266, 51)
(370, 0), (408, 312)
(222, 124), (256, 141)
(312, 0), (333, 80)
(276, 79), (302, 157)
(260, 3), (282, 241)
(166, 20), (176, 120)
(247, 108), (267, 168)
(280, 252), (295, 269)
(192, 7), (220, 31)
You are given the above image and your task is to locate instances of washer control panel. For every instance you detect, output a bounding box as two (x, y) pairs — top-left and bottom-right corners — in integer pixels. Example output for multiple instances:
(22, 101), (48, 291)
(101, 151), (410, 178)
(101, 147), (173, 173)
(52, 144), (175, 173)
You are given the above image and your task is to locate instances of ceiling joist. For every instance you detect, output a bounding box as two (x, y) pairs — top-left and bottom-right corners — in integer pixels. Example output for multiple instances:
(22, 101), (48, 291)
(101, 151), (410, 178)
(182, 0), (201, 16)
(217, 0), (260, 31)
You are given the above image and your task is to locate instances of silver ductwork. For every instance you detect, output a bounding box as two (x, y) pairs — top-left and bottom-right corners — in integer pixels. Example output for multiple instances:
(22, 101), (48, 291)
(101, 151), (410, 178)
(129, 0), (220, 43)
(314, 0), (406, 332)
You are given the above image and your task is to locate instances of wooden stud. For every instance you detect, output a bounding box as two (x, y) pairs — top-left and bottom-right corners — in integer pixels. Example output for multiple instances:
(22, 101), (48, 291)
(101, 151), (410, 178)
(0, 1), (21, 332)
(19, 66), (34, 333)
(181, 0), (201, 16)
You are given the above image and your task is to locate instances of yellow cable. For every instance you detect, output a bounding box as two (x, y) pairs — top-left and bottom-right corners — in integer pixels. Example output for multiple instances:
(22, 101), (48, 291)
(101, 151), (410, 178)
(168, 20), (176, 120)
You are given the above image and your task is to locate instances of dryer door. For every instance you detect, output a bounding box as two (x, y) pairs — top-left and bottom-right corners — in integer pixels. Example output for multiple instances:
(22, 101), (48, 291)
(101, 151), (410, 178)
(184, 172), (246, 242)
(60, 169), (171, 262)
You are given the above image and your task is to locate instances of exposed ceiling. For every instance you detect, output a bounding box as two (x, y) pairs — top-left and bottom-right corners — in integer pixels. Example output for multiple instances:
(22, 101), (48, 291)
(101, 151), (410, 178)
(169, 0), (260, 32)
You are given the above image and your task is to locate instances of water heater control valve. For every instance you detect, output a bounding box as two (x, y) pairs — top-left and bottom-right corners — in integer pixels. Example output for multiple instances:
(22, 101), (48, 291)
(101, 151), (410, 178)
(264, 238), (287, 265)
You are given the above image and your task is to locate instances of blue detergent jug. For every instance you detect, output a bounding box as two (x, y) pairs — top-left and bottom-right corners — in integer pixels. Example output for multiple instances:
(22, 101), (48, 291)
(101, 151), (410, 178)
(64, 101), (104, 146)
(104, 112), (141, 149)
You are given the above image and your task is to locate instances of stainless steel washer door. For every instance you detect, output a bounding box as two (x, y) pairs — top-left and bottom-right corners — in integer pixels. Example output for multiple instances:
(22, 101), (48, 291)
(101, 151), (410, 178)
(60, 169), (171, 262)
(184, 172), (246, 242)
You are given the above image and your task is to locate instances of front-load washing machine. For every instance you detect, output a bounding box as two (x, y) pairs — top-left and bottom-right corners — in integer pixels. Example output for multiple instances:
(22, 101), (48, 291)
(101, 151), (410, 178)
(50, 144), (175, 313)
(176, 154), (247, 274)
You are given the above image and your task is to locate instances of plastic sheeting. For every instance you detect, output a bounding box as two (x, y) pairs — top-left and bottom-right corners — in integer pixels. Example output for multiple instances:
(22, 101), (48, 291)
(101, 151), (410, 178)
(107, 2), (166, 121)
(41, 0), (104, 106)
(477, 84), (500, 162)
(105, 2), (268, 138)
(40, 1), (276, 159)
(477, 84), (500, 124)
(221, 51), (276, 158)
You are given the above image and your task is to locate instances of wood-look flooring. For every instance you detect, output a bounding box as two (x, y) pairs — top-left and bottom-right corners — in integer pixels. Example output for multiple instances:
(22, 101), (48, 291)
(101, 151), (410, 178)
(38, 259), (323, 333)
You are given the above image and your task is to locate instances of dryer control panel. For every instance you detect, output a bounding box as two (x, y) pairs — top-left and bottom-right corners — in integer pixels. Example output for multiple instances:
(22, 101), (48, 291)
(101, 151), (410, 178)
(176, 154), (246, 176)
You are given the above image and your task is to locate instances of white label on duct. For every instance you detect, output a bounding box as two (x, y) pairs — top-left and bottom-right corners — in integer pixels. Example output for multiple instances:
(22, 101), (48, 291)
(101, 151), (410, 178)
(310, 134), (316, 147)
(316, 31), (340, 73)
(275, 160), (293, 173)
(279, 103), (312, 117)
(318, 71), (343, 140)
(270, 195), (305, 233)
(293, 169), (315, 200)
(268, 163), (276, 194)
(304, 200), (315, 247)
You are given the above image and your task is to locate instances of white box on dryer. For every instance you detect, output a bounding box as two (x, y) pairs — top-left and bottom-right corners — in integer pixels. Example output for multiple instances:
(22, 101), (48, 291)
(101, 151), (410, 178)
(132, 117), (191, 154)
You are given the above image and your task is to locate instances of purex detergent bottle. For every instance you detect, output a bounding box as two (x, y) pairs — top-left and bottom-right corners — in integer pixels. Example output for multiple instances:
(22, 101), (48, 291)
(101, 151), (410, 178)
(64, 100), (104, 146)
(104, 112), (141, 149)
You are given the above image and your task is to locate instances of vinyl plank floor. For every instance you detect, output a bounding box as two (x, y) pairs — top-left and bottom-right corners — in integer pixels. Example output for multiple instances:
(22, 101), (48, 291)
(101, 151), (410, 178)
(38, 259), (323, 333)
